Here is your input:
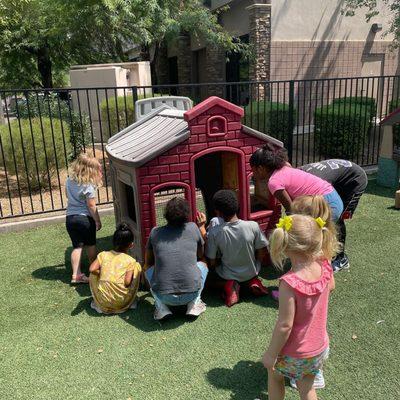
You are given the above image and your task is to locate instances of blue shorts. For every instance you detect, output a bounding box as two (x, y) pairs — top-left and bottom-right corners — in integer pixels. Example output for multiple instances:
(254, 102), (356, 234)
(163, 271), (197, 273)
(323, 190), (344, 221)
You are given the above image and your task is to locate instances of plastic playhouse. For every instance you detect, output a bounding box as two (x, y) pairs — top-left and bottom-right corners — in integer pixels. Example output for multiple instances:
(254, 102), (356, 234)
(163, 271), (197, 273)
(106, 96), (283, 262)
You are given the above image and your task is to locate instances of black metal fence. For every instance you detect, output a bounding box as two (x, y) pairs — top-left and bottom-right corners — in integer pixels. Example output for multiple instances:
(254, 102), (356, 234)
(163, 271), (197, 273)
(1, 75), (399, 220)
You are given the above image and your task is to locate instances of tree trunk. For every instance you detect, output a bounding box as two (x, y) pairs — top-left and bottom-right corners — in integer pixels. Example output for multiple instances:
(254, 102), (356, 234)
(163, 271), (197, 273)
(37, 45), (53, 88)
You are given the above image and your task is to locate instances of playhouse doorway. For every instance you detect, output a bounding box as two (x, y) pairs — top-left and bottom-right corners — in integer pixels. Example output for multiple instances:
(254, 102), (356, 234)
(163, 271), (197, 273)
(193, 150), (246, 220)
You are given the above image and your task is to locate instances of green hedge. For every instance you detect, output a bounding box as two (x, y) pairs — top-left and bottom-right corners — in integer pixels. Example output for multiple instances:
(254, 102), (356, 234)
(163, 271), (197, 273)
(388, 99), (400, 148)
(244, 101), (296, 143)
(332, 96), (376, 120)
(314, 103), (370, 159)
(0, 118), (71, 190)
(100, 95), (135, 139)
(17, 94), (90, 160)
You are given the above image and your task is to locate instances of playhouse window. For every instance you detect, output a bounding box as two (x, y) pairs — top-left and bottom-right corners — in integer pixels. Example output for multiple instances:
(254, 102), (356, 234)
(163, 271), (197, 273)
(153, 187), (186, 226)
(118, 181), (136, 222)
(207, 116), (227, 137)
(248, 175), (271, 217)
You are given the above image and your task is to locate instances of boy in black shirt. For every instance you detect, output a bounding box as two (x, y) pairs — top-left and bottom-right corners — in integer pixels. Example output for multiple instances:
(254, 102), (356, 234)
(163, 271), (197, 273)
(300, 159), (368, 272)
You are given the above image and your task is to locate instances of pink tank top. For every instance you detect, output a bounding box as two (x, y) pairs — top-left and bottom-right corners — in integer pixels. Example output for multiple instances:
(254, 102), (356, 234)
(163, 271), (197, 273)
(280, 259), (332, 358)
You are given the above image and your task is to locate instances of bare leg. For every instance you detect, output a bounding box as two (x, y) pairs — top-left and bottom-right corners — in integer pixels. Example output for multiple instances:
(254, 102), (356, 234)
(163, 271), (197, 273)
(86, 245), (97, 265)
(267, 368), (285, 400)
(297, 375), (318, 400)
(71, 247), (83, 278)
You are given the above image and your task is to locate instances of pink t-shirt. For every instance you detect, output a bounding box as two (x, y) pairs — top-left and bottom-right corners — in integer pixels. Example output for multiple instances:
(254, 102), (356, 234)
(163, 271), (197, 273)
(279, 259), (332, 358)
(268, 166), (333, 199)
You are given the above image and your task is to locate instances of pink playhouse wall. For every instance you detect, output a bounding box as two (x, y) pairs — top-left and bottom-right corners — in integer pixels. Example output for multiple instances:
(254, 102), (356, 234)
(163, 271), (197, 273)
(134, 97), (281, 257)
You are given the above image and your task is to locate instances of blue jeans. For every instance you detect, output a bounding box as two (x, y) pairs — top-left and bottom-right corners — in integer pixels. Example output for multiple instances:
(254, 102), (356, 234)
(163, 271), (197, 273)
(145, 262), (208, 308)
(323, 190), (344, 221)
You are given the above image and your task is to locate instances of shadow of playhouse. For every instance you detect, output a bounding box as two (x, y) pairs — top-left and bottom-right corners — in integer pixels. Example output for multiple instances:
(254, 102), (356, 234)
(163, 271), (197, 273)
(106, 96), (283, 263)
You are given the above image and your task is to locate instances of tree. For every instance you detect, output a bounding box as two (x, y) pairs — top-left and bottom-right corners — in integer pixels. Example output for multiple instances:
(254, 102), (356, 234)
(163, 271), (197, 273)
(0, 0), (249, 89)
(343, 0), (400, 47)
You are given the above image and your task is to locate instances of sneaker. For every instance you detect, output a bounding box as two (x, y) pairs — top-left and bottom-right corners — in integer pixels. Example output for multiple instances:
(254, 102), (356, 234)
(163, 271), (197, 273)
(154, 303), (173, 321)
(290, 370), (325, 390)
(247, 277), (269, 296)
(331, 254), (350, 273)
(90, 300), (103, 314)
(223, 280), (240, 307)
(186, 299), (206, 317)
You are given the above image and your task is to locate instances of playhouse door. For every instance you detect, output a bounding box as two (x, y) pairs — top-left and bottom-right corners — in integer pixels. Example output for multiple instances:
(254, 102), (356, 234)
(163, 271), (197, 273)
(193, 150), (246, 220)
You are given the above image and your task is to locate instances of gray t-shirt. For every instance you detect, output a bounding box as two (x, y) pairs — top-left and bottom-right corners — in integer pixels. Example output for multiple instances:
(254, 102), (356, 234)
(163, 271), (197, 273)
(146, 222), (204, 294)
(66, 178), (96, 216)
(206, 219), (269, 282)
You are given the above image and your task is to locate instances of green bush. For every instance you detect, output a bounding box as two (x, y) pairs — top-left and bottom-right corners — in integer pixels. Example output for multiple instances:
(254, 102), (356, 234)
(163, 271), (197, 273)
(17, 93), (91, 160)
(100, 95), (135, 138)
(332, 96), (376, 120)
(244, 101), (296, 143)
(388, 99), (400, 148)
(0, 118), (71, 190)
(314, 103), (370, 159)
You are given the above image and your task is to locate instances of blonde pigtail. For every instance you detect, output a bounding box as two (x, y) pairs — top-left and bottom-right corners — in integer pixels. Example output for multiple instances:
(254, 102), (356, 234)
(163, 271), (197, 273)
(321, 226), (340, 260)
(269, 227), (289, 270)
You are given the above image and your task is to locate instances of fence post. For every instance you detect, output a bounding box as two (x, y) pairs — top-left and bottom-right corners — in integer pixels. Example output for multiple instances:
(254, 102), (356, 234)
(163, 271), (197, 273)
(132, 86), (138, 121)
(0, 93), (4, 124)
(287, 80), (295, 163)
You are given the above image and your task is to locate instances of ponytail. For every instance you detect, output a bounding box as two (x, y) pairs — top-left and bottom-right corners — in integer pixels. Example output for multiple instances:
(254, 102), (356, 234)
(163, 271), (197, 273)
(269, 227), (289, 269)
(321, 227), (340, 261)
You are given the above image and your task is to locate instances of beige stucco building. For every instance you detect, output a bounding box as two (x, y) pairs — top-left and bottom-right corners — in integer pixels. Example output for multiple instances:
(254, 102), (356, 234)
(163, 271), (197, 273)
(160, 0), (399, 86)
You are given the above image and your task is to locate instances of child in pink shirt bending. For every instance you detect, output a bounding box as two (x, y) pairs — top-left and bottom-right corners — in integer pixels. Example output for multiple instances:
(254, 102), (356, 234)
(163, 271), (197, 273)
(250, 146), (343, 221)
(262, 214), (338, 400)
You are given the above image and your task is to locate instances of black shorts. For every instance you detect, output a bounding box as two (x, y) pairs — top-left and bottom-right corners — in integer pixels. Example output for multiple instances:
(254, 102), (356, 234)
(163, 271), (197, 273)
(66, 215), (96, 248)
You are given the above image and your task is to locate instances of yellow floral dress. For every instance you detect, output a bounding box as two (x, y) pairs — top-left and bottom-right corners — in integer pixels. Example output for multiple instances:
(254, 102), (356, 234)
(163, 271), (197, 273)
(89, 251), (141, 314)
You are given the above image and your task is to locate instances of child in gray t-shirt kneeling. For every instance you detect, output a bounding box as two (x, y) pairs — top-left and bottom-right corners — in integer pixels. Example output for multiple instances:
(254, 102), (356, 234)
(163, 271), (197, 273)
(202, 190), (269, 307)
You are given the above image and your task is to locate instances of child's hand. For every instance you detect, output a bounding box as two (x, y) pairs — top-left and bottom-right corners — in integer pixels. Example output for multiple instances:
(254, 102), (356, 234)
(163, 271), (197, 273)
(196, 211), (207, 227)
(262, 351), (277, 370)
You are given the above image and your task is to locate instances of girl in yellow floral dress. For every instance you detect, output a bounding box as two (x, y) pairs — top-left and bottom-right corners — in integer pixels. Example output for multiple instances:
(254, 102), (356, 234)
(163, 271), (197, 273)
(89, 223), (141, 314)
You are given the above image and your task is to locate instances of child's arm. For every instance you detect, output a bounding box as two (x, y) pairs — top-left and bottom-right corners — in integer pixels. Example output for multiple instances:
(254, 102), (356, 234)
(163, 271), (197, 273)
(124, 270), (134, 288)
(89, 258), (101, 275)
(273, 189), (293, 214)
(262, 281), (295, 369)
(256, 247), (267, 263)
(196, 212), (207, 240)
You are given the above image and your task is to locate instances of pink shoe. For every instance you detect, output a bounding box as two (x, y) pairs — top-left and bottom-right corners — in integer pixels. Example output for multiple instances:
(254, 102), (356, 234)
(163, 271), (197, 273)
(271, 289), (279, 301)
(71, 273), (89, 284)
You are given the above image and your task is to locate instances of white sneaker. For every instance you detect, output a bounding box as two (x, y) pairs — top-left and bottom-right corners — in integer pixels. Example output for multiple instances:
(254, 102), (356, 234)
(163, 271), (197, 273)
(90, 300), (103, 314)
(154, 303), (173, 321)
(186, 300), (206, 317)
(290, 370), (325, 389)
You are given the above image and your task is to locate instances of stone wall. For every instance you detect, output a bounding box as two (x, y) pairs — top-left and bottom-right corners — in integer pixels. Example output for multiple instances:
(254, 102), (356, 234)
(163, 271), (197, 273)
(247, 2), (271, 98)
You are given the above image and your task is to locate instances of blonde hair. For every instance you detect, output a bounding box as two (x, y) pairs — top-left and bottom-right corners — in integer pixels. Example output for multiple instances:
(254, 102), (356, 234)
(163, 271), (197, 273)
(292, 194), (338, 241)
(69, 153), (102, 187)
(269, 214), (340, 269)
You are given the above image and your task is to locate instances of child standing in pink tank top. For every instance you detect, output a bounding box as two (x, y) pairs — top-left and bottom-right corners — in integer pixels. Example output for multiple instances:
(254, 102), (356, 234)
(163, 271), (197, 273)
(262, 214), (339, 400)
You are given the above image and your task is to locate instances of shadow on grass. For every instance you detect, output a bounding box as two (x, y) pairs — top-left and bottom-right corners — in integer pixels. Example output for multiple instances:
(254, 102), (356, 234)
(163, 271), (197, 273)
(365, 179), (396, 199)
(32, 235), (114, 297)
(207, 360), (268, 400)
(70, 292), (203, 332)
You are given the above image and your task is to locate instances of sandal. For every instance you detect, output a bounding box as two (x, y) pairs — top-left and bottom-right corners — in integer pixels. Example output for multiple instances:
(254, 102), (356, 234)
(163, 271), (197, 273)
(71, 273), (89, 284)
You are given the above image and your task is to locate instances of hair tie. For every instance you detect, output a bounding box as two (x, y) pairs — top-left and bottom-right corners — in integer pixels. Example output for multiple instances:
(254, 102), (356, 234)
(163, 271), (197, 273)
(315, 217), (326, 229)
(276, 216), (292, 231)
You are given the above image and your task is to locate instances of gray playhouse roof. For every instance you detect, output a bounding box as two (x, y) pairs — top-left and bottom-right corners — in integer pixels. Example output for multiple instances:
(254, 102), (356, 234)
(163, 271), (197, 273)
(106, 104), (284, 168)
(106, 105), (190, 167)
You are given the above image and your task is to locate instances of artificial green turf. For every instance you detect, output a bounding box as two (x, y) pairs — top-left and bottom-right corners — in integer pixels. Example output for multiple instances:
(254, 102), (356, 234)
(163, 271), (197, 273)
(1, 179), (399, 399)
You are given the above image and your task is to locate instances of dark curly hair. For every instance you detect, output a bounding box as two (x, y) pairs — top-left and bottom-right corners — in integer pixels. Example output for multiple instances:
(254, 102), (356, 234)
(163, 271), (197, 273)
(249, 144), (288, 171)
(213, 190), (239, 219)
(113, 222), (134, 251)
(164, 197), (190, 227)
